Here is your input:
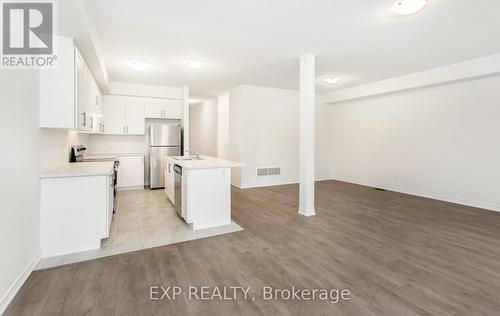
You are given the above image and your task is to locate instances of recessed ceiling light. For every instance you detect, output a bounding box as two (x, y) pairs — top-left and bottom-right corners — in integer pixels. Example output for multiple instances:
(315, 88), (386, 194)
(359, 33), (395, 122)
(391, 0), (429, 15)
(324, 77), (343, 85)
(185, 59), (205, 70)
(126, 59), (151, 71)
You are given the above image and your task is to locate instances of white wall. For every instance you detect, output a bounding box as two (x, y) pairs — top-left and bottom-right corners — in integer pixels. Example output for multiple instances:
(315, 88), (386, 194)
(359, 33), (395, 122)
(189, 98), (218, 157)
(239, 86), (299, 188)
(88, 134), (148, 154)
(227, 85), (331, 188)
(315, 94), (334, 180)
(0, 70), (41, 313)
(0, 71), (92, 313)
(228, 86), (299, 188)
(40, 130), (90, 172)
(109, 82), (183, 99)
(0, 72), (74, 313)
(326, 75), (500, 212)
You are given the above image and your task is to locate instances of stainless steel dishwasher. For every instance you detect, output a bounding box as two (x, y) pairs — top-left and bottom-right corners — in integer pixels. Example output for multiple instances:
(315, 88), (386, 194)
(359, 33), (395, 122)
(174, 164), (183, 218)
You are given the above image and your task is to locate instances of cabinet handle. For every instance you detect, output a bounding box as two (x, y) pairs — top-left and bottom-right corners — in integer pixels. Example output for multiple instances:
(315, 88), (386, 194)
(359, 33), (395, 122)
(81, 112), (86, 127)
(95, 95), (98, 106)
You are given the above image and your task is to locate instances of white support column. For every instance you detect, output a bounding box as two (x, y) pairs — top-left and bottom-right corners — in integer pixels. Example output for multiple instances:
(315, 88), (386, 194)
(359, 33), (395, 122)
(298, 54), (316, 217)
(182, 86), (190, 155)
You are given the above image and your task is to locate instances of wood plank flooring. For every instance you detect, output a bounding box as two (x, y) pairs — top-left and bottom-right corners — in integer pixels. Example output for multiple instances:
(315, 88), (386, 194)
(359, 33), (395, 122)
(5, 180), (500, 315)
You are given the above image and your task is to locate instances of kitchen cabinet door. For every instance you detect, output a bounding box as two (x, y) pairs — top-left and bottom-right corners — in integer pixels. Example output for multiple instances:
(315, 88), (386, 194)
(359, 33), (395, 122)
(126, 99), (145, 135)
(106, 175), (114, 238)
(104, 96), (126, 134)
(168, 162), (175, 203)
(39, 36), (76, 128)
(89, 77), (102, 115)
(117, 156), (145, 189)
(165, 161), (175, 203)
(144, 102), (164, 118)
(76, 50), (92, 131)
(163, 99), (182, 119)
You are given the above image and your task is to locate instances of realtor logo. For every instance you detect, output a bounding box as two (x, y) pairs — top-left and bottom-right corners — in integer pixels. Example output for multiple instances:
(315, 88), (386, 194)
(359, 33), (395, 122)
(2, 1), (53, 54)
(1, 0), (56, 68)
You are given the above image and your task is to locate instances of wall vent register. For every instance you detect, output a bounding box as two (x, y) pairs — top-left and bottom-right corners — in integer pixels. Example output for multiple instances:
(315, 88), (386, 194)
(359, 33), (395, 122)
(257, 167), (281, 176)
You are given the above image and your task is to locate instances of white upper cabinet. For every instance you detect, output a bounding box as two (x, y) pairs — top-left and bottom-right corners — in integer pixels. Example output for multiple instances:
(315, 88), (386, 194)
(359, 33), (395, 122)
(39, 36), (76, 129)
(125, 98), (146, 135)
(103, 96), (126, 134)
(144, 102), (163, 118)
(76, 50), (93, 131)
(103, 96), (145, 135)
(144, 99), (182, 119)
(39, 36), (103, 132)
(39, 36), (182, 134)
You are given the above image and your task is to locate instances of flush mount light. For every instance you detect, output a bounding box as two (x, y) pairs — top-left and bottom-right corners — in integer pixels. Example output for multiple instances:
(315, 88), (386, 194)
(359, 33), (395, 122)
(189, 98), (202, 104)
(126, 59), (151, 71)
(391, 0), (429, 15)
(185, 59), (205, 70)
(324, 77), (343, 85)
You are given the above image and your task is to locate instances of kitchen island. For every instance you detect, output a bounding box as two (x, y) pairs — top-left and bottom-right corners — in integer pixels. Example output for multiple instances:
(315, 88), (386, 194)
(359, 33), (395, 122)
(164, 156), (243, 230)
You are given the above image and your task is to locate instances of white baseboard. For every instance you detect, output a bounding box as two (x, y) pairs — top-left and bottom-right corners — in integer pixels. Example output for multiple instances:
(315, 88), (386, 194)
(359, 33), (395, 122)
(330, 176), (500, 213)
(240, 180), (299, 189)
(0, 253), (40, 315)
(298, 208), (316, 217)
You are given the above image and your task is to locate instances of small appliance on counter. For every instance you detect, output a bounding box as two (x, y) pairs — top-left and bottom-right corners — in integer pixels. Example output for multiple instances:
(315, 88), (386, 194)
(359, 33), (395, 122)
(70, 145), (120, 213)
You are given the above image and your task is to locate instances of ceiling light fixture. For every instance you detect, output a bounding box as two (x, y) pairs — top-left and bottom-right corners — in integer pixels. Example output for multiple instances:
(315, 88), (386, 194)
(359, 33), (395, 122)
(391, 0), (429, 15)
(126, 59), (151, 71)
(185, 59), (205, 70)
(189, 98), (202, 104)
(323, 77), (343, 85)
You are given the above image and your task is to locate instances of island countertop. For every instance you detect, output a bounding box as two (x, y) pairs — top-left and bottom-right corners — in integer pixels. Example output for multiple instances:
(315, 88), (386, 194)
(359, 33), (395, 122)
(165, 155), (243, 170)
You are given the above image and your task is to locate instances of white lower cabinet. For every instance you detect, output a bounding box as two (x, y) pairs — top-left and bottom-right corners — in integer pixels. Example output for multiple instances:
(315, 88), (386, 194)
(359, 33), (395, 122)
(117, 156), (145, 190)
(40, 174), (113, 257)
(164, 159), (175, 204)
(107, 175), (114, 234)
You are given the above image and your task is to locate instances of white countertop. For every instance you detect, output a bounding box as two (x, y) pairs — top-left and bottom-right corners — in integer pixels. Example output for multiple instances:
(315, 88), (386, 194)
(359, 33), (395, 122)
(84, 153), (148, 160)
(40, 162), (115, 179)
(165, 155), (243, 170)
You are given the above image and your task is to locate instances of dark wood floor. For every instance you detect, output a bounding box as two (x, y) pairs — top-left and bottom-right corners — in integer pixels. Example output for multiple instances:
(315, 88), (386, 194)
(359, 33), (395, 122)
(6, 180), (500, 315)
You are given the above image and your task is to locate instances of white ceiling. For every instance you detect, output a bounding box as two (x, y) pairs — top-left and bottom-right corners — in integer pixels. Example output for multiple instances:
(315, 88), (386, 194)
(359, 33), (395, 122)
(80, 0), (500, 97)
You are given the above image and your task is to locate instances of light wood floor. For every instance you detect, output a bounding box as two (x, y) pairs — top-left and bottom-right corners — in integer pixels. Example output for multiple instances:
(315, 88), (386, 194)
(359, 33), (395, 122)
(6, 180), (500, 315)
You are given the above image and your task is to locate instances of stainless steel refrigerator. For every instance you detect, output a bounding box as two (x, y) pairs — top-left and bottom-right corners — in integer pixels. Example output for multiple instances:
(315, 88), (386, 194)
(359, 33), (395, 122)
(149, 125), (182, 189)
